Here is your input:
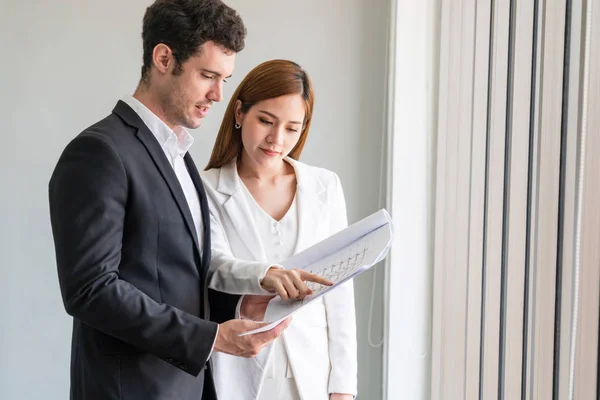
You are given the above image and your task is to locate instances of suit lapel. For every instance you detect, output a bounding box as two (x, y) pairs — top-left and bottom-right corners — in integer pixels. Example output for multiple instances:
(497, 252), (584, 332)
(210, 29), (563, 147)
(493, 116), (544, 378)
(185, 154), (211, 277)
(112, 101), (201, 257)
(286, 158), (327, 255)
(217, 162), (269, 263)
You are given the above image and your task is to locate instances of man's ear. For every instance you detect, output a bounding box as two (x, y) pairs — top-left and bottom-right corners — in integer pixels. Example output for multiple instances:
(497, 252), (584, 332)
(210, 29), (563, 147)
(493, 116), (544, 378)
(152, 44), (174, 74)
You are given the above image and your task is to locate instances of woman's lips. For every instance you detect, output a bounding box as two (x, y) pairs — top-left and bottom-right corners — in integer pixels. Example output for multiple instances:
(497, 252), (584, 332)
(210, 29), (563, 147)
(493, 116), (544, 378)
(260, 148), (280, 157)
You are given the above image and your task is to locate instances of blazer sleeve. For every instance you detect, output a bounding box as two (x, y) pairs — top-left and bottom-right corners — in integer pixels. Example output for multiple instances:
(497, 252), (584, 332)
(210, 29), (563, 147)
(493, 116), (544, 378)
(49, 133), (217, 377)
(204, 192), (274, 295)
(323, 173), (358, 395)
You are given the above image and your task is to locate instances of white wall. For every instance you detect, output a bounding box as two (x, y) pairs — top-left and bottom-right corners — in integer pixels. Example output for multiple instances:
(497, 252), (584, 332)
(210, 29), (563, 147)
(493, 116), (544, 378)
(384, 0), (438, 399)
(0, 0), (389, 398)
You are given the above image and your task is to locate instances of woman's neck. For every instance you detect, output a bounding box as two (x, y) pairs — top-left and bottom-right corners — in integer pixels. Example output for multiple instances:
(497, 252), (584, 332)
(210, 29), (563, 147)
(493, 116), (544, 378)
(238, 152), (291, 182)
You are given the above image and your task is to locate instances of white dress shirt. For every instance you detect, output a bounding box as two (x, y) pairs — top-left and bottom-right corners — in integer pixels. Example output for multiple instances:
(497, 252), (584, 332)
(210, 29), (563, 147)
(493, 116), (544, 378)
(122, 95), (203, 247)
(121, 95), (216, 357)
(240, 183), (298, 265)
(239, 181), (301, 400)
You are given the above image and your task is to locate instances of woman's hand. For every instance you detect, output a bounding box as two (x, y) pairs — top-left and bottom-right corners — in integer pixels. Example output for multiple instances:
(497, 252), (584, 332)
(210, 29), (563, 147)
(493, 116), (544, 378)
(239, 294), (276, 321)
(330, 394), (354, 400)
(260, 266), (334, 300)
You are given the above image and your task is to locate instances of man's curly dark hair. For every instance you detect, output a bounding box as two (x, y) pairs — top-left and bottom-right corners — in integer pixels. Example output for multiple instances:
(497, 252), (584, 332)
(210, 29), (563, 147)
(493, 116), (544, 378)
(140, 0), (246, 83)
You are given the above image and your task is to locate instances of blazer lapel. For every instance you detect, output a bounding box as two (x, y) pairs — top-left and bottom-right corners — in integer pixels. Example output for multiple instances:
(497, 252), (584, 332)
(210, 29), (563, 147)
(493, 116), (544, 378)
(217, 161), (269, 263)
(184, 154), (213, 319)
(286, 158), (327, 255)
(112, 101), (201, 257)
(184, 154), (211, 277)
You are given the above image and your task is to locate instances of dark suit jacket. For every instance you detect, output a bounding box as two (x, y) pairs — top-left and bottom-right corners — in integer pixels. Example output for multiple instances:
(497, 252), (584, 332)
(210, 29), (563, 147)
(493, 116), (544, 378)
(49, 101), (232, 400)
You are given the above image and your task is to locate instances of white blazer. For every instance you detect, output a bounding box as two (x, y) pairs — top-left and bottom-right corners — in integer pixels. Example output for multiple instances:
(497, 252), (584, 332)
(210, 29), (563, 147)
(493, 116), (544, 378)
(201, 157), (357, 400)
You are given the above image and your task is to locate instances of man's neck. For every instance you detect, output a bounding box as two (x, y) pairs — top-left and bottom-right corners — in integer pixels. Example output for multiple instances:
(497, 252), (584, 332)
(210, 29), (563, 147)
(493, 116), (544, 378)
(132, 87), (175, 130)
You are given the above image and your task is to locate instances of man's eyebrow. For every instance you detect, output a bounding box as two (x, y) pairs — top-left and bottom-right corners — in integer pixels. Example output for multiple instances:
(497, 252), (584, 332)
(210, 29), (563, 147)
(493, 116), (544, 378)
(258, 110), (303, 124)
(200, 68), (232, 79)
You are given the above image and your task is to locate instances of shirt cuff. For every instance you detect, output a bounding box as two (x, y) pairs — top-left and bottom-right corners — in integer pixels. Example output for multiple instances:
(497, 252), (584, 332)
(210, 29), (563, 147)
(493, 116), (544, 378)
(208, 324), (219, 359)
(235, 296), (244, 319)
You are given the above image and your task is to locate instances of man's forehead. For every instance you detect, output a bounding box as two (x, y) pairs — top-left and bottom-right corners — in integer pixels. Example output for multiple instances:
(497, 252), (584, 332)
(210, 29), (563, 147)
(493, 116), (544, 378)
(193, 42), (236, 75)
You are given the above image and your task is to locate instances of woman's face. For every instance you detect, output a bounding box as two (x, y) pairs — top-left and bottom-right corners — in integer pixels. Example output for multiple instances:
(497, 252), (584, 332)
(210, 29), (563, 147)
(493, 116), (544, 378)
(236, 94), (305, 170)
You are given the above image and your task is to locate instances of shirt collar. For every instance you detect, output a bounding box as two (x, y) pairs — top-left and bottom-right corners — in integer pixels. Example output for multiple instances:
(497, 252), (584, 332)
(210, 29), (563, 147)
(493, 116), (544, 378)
(121, 94), (194, 162)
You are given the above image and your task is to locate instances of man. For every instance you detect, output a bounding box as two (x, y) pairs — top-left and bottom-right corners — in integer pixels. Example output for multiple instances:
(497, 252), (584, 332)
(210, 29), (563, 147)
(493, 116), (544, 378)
(48, 1), (289, 399)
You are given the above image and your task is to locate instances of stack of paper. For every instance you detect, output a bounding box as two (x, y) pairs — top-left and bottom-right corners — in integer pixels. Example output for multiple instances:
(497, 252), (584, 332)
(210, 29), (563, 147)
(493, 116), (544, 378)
(241, 209), (393, 335)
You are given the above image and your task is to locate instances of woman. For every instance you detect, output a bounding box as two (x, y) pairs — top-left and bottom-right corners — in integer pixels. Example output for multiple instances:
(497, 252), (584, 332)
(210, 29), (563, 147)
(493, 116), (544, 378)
(202, 60), (356, 400)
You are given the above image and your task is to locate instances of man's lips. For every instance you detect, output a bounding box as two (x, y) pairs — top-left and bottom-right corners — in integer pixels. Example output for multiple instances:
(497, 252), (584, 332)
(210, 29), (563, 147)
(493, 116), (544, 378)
(195, 105), (210, 117)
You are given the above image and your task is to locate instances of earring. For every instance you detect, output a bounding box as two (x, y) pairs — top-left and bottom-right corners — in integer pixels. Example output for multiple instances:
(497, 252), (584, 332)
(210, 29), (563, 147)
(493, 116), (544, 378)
(234, 122), (241, 129)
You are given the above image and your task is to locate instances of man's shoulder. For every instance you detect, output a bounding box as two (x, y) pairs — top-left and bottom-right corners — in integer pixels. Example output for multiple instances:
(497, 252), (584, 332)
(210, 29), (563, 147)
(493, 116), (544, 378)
(53, 109), (137, 172)
(82, 110), (132, 139)
(66, 108), (136, 154)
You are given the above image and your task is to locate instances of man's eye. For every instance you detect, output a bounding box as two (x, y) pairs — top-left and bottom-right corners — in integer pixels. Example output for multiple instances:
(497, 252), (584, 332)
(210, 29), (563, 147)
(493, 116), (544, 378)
(202, 74), (215, 80)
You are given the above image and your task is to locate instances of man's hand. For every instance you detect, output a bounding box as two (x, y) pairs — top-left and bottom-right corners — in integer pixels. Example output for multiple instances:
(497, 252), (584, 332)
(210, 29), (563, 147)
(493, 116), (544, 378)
(261, 267), (334, 300)
(240, 294), (275, 321)
(213, 318), (292, 357)
(330, 394), (354, 400)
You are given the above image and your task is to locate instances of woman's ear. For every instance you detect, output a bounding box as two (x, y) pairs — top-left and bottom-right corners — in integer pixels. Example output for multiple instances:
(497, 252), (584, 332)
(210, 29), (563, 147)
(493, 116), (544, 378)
(234, 100), (244, 126)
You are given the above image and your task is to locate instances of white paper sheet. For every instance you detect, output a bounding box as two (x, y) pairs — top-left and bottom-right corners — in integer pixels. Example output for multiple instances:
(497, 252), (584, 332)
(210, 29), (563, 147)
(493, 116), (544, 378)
(239, 209), (393, 336)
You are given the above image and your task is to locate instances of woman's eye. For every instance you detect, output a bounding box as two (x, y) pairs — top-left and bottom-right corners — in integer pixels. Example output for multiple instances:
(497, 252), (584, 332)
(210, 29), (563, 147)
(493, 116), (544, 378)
(202, 74), (215, 80)
(259, 118), (273, 125)
(287, 128), (299, 133)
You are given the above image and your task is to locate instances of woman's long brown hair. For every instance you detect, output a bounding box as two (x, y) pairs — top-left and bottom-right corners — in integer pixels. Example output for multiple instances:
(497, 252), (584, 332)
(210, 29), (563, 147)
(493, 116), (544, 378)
(205, 59), (314, 170)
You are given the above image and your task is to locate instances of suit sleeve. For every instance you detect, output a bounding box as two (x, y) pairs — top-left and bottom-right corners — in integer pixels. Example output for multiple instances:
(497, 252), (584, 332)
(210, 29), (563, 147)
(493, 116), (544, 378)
(49, 133), (217, 377)
(323, 173), (358, 395)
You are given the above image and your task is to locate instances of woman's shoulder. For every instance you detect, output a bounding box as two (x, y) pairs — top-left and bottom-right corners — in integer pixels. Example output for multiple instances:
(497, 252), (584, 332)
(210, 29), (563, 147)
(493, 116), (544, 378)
(288, 158), (340, 190)
(200, 161), (239, 199)
(199, 167), (220, 187)
(200, 165), (231, 195)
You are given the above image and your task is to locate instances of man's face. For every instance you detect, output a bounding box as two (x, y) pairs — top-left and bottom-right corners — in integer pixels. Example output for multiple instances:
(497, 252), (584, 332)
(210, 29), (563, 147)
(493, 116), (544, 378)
(157, 41), (236, 129)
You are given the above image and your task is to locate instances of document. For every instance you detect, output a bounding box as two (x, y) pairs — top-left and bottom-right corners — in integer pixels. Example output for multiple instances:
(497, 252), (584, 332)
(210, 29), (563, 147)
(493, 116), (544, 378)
(240, 209), (393, 336)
